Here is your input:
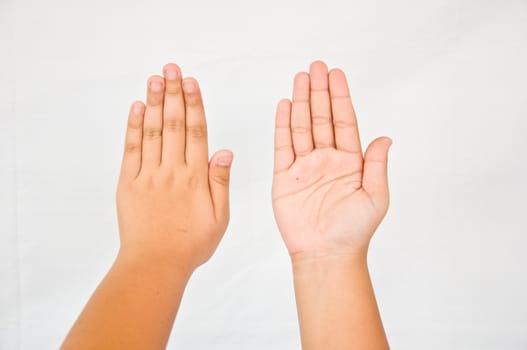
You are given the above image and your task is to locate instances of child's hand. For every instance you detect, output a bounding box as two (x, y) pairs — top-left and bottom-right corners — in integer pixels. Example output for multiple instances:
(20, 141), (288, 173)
(62, 64), (234, 349)
(116, 63), (233, 272)
(272, 61), (392, 261)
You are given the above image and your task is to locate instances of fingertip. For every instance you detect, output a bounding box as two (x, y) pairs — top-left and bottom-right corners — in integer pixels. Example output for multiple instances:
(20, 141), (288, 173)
(310, 60), (328, 71)
(310, 61), (329, 86)
(209, 149), (233, 223)
(148, 75), (164, 91)
(379, 136), (393, 148)
(386, 138), (393, 150)
(329, 67), (345, 76)
(278, 98), (291, 107)
(162, 63), (182, 80)
(212, 149), (234, 167)
(294, 71), (309, 83)
(328, 68), (348, 86)
(182, 77), (199, 94)
(131, 101), (145, 116)
(293, 73), (310, 102)
(276, 99), (292, 116)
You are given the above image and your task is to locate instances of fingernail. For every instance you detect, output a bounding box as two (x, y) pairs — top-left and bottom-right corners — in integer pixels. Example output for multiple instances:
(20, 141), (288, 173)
(164, 69), (178, 80)
(183, 81), (196, 93)
(133, 103), (144, 115)
(217, 155), (233, 167)
(150, 81), (163, 92)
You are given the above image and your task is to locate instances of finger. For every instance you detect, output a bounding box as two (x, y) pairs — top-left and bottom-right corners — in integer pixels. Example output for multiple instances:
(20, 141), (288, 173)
(274, 99), (294, 173)
(209, 150), (233, 224)
(329, 68), (363, 157)
(183, 77), (209, 172)
(291, 72), (313, 156)
(141, 75), (165, 173)
(362, 137), (392, 208)
(119, 101), (145, 182)
(161, 63), (185, 167)
(309, 61), (334, 148)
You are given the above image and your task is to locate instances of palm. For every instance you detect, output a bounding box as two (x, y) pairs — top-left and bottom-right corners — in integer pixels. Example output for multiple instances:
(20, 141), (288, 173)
(271, 62), (392, 257)
(273, 148), (375, 254)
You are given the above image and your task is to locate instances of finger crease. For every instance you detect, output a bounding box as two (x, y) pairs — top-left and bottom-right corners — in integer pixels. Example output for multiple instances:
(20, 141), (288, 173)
(275, 145), (293, 151)
(312, 116), (332, 125)
(295, 149), (312, 156)
(333, 121), (357, 128)
(291, 126), (311, 134)
(315, 143), (334, 148)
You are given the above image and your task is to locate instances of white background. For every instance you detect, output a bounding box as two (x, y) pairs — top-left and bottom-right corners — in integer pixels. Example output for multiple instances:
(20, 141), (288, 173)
(1, 0), (527, 349)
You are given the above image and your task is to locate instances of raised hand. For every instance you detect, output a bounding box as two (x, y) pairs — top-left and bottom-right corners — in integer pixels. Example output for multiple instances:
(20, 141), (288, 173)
(272, 61), (392, 260)
(62, 63), (233, 350)
(117, 63), (233, 270)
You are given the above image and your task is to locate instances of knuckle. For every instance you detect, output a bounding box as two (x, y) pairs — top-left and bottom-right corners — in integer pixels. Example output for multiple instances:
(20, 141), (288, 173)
(144, 127), (162, 140)
(185, 94), (201, 106)
(127, 119), (143, 130)
(124, 142), (141, 153)
(138, 176), (154, 191)
(212, 173), (230, 186)
(187, 125), (207, 138)
(147, 96), (163, 107)
(165, 85), (181, 96)
(153, 171), (175, 188)
(164, 118), (185, 132)
(187, 174), (201, 189)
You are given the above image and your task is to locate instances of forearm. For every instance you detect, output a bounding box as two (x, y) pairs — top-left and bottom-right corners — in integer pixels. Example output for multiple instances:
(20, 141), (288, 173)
(61, 249), (192, 350)
(292, 253), (389, 350)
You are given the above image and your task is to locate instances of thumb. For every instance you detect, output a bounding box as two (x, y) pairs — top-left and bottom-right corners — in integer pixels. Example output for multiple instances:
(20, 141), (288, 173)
(362, 137), (392, 206)
(209, 149), (234, 222)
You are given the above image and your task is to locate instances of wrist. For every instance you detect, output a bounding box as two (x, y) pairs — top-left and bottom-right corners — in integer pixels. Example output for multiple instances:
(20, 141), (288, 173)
(291, 251), (369, 279)
(291, 246), (369, 267)
(116, 245), (195, 280)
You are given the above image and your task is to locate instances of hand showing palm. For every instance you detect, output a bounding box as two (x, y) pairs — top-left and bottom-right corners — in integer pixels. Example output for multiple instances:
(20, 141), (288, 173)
(272, 61), (392, 259)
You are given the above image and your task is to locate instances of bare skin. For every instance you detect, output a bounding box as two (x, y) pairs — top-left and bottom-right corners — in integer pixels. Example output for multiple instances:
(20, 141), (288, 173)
(272, 61), (392, 350)
(61, 63), (233, 350)
(61, 60), (390, 349)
